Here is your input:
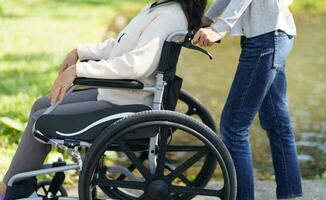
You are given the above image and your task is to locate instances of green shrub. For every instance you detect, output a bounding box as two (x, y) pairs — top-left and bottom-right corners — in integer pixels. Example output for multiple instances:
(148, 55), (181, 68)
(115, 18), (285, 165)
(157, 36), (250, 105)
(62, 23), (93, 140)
(319, 171), (326, 180)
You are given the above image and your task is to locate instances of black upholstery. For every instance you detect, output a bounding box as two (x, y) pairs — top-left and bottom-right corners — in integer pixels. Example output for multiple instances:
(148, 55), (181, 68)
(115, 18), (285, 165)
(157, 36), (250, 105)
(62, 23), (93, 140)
(34, 105), (151, 142)
(158, 41), (183, 110)
(4, 178), (37, 200)
(74, 78), (144, 89)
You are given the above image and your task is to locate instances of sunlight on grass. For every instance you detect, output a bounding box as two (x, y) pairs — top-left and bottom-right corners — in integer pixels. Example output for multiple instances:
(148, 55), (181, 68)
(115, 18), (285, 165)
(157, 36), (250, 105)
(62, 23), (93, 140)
(0, 147), (16, 181)
(0, 0), (145, 144)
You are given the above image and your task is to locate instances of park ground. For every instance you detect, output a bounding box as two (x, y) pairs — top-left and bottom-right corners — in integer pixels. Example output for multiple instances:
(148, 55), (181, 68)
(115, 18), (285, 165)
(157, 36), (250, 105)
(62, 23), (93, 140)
(63, 180), (326, 199)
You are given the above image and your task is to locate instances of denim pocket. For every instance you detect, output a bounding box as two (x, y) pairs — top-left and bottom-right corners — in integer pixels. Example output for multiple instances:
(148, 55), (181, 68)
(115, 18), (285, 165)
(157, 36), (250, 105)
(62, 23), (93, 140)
(273, 30), (294, 70)
(260, 48), (274, 57)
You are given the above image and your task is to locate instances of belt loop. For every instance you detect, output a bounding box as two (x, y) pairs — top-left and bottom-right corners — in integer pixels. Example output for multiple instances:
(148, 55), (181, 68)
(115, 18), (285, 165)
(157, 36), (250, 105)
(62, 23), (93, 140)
(240, 36), (246, 48)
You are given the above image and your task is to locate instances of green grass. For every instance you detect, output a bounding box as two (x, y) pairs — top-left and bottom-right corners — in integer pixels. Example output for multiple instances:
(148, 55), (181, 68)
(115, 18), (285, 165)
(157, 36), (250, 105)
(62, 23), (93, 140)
(0, 0), (148, 143)
(292, 0), (326, 13)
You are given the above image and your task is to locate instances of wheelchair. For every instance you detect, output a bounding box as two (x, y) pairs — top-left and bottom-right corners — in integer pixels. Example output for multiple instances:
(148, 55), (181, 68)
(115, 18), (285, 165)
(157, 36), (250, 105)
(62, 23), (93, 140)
(5, 30), (237, 200)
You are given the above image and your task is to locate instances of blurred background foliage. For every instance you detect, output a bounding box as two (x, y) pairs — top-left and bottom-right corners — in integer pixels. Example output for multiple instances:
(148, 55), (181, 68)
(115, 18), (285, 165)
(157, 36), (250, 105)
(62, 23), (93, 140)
(0, 0), (325, 181)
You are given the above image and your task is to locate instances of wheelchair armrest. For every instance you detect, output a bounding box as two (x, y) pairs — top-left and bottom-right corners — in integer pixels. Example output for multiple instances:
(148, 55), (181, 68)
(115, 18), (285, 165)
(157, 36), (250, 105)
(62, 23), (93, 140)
(73, 78), (144, 89)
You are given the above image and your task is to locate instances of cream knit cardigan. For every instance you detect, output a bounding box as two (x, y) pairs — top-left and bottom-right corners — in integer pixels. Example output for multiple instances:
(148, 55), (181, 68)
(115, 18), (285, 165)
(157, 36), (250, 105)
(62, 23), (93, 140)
(76, 2), (188, 106)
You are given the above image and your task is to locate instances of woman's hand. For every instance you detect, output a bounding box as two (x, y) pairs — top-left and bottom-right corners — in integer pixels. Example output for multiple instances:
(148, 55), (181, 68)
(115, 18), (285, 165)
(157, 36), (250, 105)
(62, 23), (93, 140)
(201, 16), (213, 27)
(59, 49), (79, 75)
(193, 27), (224, 47)
(50, 65), (77, 105)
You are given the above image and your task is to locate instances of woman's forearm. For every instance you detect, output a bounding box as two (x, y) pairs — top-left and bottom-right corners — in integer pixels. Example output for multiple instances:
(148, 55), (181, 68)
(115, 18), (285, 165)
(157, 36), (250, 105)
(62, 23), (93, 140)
(59, 49), (79, 74)
(76, 38), (115, 61)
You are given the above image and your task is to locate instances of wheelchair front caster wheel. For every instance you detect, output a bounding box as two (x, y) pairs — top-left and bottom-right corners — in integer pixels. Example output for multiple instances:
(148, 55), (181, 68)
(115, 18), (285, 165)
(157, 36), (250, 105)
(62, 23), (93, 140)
(79, 111), (236, 200)
(36, 180), (68, 198)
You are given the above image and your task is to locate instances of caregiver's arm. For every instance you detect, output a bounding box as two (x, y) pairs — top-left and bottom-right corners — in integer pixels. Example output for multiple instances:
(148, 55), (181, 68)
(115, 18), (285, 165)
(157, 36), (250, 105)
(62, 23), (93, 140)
(213, 0), (252, 36)
(204, 0), (231, 23)
(194, 0), (253, 46)
(75, 13), (186, 80)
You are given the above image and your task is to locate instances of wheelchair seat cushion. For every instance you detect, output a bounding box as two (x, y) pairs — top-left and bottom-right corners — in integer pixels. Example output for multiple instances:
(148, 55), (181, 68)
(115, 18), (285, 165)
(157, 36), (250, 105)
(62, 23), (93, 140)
(34, 104), (151, 142)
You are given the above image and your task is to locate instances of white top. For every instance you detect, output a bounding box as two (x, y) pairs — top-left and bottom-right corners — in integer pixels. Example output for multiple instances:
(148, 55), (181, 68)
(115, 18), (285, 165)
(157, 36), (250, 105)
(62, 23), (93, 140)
(206, 0), (296, 38)
(76, 2), (187, 106)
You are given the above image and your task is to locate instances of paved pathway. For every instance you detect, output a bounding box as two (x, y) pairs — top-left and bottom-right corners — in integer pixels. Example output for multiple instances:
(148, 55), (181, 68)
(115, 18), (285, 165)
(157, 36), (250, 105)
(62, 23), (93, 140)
(65, 180), (326, 199)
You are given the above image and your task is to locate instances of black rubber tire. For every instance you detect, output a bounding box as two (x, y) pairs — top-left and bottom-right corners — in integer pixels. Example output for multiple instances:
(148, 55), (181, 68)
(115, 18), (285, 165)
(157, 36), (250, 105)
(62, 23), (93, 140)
(79, 111), (236, 200)
(36, 180), (68, 197)
(101, 89), (218, 199)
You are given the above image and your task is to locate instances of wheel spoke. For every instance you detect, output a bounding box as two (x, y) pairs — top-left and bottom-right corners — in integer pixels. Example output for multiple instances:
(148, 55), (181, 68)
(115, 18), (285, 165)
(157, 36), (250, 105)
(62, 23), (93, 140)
(117, 152), (147, 180)
(165, 159), (192, 186)
(166, 148), (207, 182)
(96, 178), (147, 190)
(178, 174), (192, 185)
(42, 185), (47, 195)
(117, 139), (152, 180)
(167, 145), (205, 152)
(170, 185), (224, 198)
(155, 129), (169, 178)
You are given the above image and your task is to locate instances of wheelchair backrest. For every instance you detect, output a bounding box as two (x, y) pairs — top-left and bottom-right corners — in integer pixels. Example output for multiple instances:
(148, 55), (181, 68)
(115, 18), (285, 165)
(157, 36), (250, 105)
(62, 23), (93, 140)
(158, 30), (212, 111)
(158, 40), (183, 111)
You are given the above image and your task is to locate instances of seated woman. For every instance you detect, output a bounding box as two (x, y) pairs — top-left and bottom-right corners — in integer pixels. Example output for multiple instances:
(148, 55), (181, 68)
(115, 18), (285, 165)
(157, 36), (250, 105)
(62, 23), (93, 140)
(0, 0), (207, 198)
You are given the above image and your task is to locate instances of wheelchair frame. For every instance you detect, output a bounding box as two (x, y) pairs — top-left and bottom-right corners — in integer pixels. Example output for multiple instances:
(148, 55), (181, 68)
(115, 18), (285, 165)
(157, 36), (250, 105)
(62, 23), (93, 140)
(6, 30), (236, 200)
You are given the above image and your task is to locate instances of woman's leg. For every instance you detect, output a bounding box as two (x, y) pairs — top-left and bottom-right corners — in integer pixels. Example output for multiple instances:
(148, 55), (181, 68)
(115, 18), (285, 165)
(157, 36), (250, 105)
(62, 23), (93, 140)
(220, 32), (279, 200)
(259, 33), (302, 199)
(30, 89), (99, 114)
(3, 109), (52, 184)
(1, 89), (99, 194)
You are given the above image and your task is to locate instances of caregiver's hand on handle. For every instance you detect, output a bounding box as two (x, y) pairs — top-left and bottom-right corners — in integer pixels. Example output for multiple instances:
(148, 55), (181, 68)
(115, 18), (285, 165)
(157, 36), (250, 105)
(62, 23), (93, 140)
(193, 16), (225, 47)
(193, 27), (224, 47)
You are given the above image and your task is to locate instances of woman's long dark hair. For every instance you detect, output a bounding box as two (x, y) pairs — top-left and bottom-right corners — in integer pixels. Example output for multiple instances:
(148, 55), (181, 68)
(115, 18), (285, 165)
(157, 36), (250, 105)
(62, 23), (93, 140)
(175, 0), (208, 31)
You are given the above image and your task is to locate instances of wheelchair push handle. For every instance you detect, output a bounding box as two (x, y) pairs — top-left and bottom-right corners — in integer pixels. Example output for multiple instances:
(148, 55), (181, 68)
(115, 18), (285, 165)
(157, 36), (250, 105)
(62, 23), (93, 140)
(182, 31), (214, 60)
(169, 30), (220, 60)
(188, 30), (221, 44)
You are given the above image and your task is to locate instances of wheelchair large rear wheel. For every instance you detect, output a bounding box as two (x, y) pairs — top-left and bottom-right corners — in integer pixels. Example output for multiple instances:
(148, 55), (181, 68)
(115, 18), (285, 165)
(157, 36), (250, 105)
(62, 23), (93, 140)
(79, 111), (236, 200)
(97, 90), (218, 199)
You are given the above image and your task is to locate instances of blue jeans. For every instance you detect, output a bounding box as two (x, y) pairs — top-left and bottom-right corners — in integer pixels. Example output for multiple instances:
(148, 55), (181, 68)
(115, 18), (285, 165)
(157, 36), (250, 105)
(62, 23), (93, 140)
(220, 30), (302, 200)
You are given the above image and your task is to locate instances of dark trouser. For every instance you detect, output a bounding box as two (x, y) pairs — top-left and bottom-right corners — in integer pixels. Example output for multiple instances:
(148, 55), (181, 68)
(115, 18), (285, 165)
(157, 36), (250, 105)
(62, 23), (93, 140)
(220, 30), (302, 200)
(3, 89), (114, 184)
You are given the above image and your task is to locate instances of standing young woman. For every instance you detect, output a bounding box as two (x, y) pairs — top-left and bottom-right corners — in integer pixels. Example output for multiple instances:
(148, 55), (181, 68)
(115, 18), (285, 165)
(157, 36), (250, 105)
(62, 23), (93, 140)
(0, 0), (207, 198)
(193, 0), (302, 200)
